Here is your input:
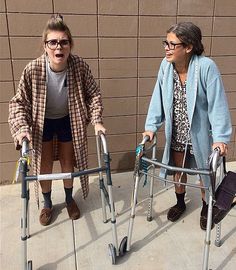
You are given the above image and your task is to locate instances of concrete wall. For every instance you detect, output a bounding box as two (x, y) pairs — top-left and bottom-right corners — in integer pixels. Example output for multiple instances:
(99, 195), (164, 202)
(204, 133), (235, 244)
(1, 0), (236, 184)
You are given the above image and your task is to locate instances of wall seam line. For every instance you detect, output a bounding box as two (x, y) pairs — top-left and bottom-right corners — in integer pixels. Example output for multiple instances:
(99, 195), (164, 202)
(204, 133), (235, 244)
(4, 0), (15, 95)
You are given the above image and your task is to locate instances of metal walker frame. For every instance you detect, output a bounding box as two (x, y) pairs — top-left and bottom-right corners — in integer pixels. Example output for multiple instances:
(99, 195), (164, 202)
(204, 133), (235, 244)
(119, 135), (225, 270)
(19, 132), (119, 269)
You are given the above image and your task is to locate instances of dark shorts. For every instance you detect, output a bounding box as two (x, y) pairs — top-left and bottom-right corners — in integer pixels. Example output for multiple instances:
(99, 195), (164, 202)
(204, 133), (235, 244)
(42, 115), (72, 142)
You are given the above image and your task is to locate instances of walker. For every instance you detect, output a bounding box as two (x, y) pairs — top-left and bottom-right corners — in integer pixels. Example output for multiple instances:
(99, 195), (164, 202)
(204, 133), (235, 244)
(119, 135), (226, 270)
(18, 132), (120, 269)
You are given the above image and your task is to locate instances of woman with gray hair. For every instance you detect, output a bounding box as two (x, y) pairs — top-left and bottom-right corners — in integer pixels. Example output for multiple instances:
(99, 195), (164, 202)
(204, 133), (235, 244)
(143, 22), (232, 230)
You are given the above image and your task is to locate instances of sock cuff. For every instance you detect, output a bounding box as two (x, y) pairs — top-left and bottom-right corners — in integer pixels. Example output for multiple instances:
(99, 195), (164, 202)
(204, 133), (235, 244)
(42, 191), (52, 195)
(202, 199), (207, 206)
(176, 192), (186, 207)
(175, 192), (186, 197)
(64, 187), (73, 191)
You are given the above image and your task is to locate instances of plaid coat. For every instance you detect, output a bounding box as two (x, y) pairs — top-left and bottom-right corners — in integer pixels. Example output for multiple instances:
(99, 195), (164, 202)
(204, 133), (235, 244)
(9, 54), (103, 199)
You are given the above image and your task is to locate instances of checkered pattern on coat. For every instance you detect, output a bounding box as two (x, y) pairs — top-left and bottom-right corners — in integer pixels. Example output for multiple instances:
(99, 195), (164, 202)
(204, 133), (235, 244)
(8, 54), (103, 199)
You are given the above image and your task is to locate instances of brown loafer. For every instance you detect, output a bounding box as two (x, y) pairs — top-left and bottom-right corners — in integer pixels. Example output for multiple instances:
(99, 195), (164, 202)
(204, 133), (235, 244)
(39, 207), (53, 226)
(66, 199), (80, 220)
(200, 202), (214, 230)
(167, 204), (186, 222)
(200, 215), (214, 231)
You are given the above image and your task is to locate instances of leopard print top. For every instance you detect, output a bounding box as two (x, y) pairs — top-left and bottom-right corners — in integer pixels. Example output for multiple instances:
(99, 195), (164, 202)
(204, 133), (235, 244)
(171, 68), (192, 152)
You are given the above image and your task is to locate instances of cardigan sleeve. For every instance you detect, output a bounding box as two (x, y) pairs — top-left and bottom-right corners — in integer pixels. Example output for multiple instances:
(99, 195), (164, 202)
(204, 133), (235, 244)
(8, 66), (32, 143)
(145, 60), (165, 133)
(206, 62), (232, 144)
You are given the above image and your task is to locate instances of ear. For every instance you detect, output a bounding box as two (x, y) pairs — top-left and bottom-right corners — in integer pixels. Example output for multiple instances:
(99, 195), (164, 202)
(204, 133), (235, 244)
(185, 44), (193, 54)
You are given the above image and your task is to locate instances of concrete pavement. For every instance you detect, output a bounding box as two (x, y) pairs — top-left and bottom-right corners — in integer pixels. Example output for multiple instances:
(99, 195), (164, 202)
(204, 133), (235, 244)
(1, 162), (236, 270)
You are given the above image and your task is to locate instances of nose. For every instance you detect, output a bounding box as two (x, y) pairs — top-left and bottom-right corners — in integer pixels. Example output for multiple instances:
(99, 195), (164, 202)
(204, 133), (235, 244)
(57, 42), (63, 49)
(164, 45), (170, 51)
(163, 42), (170, 50)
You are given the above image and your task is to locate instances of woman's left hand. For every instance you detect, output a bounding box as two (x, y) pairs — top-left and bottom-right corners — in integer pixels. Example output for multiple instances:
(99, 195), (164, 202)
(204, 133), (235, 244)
(212, 142), (228, 156)
(94, 123), (106, 135)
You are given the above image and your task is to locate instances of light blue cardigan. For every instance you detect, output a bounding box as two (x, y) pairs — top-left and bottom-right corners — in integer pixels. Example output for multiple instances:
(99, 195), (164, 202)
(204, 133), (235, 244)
(145, 55), (232, 193)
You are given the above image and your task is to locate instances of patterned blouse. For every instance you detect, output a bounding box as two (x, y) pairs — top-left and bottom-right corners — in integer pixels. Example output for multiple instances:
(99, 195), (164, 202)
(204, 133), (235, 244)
(171, 68), (192, 152)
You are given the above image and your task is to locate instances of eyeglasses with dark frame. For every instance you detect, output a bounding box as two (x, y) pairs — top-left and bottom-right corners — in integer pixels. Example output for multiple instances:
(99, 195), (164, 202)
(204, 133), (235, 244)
(45, 39), (70, 50)
(162, 40), (184, 50)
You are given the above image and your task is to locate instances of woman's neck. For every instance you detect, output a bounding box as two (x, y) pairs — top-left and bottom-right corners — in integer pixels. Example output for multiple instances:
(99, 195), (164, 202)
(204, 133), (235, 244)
(175, 62), (188, 75)
(174, 55), (192, 74)
(174, 58), (191, 85)
(49, 63), (67, 73)
(46, 54), (67, 73)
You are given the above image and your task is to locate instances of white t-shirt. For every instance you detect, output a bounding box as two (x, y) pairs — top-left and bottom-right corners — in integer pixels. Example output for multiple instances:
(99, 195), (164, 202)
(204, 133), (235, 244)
(45, 59), (69, 119)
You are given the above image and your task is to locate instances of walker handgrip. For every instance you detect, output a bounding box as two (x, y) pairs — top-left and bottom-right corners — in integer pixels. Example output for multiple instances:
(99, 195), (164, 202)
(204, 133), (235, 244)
(140, 135), (150, 145)
(97, 130), (105, 137)
(21, 137), (29, 157)
(16, 137), (29, 151)
(209, 147), (221, 172)
(97, 131), (108, 154)
(97, 130), (106, 143)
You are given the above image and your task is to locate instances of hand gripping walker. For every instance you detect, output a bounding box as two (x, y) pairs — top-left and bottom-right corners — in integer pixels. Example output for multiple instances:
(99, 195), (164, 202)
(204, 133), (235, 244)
(18, 132), (120, 269)
(119, 135), (226, 270)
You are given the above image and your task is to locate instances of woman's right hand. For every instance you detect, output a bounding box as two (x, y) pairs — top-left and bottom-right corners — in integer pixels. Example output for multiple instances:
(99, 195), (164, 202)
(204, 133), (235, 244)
(142, 131), (155, 141)
(16, 132), (31, 146)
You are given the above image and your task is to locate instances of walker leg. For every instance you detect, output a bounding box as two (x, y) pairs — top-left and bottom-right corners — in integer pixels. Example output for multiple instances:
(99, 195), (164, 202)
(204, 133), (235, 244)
(147, 164), (154, 222)
(202, 195), (213, 270)
(20, 160), (28, 270)
(147, 143), (156, 222)
(214, 163), (223, 247)
(99, 178), (108, 223)
(96, 136), (108, 223)
(108, 185), (119, 256)
(127, 175), (140, 251)
(26, 182), (30, 238)
(104, 153), (119, 257)
(215, 223), (222, 247)
(22, 198), (28, 270)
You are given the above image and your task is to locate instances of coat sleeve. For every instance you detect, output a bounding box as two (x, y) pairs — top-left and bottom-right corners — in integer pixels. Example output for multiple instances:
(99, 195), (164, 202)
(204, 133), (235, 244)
(83, 62), (103, 125)
(206, 62), (232, 144)
(145, 60), (165, 133)
(8, 66), (32, 144)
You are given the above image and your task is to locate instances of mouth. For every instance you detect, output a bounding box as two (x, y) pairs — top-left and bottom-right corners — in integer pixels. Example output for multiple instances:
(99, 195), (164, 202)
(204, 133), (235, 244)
(165, 53), (173, 58)
(55, 53), (64, 59)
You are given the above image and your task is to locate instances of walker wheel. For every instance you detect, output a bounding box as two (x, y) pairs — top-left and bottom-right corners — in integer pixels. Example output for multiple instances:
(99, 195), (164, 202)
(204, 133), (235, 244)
(119, 236), (128, 256)
(27, 260), (32, 270)
(108, 243), (116, 265)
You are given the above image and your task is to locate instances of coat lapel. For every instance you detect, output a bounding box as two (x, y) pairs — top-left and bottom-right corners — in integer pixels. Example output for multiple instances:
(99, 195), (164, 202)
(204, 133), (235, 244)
(161, 56), (199, 132)
(186, 55), (199, 126)
(162, 62), (174, 119)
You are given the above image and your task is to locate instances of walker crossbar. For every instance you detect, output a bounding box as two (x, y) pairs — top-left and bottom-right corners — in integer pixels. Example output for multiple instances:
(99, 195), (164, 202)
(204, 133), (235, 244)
(19, 133), (120, 269)
(140, 170), (209, 190)
(119, 135), (224, 270)
(25, 167), (107, 181)
(141, 156), (212, 176)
